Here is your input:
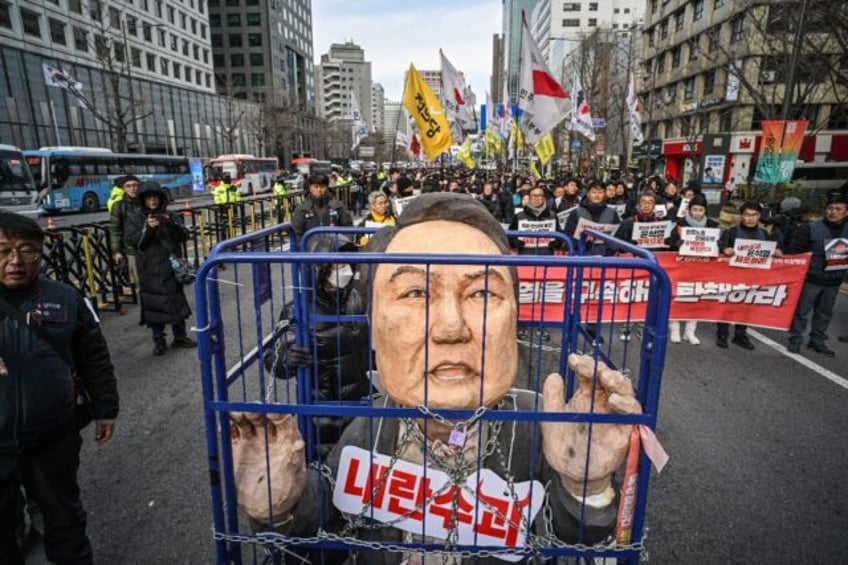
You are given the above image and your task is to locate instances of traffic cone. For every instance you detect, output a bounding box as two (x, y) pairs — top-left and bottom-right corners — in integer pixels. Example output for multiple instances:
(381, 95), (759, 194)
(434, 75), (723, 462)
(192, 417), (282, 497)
(46, 217), (56, 230)
(182, 200), (192, 219)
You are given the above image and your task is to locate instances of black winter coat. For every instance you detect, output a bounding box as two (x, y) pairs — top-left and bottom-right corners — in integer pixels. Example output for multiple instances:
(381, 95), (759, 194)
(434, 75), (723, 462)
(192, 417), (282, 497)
(124, 207), (192, 327)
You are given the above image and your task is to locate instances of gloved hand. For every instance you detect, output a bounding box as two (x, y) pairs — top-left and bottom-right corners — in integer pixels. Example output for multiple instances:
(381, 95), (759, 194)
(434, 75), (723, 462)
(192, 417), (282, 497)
(286, 344), (312, 368)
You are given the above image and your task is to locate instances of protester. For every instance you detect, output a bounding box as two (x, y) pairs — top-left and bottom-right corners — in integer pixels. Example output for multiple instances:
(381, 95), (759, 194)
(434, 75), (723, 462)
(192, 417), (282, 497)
(716, 200), (784, 350)
(786, 193), (848, 356)
(357, 191), (396, 247)
(0, 210), (119, 565)
(563, 181), (621, 255)
(230, 193), (640, 560)
(509, 185), (560, 255)
(667, 193), (719, 345)
(766, 196), (804, 252)
(291, 174), (353, 238)
(108, 175), (141, 283)
(478, 181), (505, 222)
(123, 182), (197, 356)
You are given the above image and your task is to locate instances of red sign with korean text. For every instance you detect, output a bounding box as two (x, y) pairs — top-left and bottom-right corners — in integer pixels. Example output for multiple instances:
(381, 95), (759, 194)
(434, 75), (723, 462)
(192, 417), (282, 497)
(517, 253), (811, 330)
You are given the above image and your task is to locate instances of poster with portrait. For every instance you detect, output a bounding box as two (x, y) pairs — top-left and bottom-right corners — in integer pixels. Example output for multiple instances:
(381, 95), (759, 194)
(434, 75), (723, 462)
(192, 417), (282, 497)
(702, 155), (726, 185)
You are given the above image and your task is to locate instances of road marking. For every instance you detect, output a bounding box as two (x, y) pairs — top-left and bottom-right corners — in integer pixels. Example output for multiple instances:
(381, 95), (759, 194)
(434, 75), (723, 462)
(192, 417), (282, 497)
(748, 329), (848, 391)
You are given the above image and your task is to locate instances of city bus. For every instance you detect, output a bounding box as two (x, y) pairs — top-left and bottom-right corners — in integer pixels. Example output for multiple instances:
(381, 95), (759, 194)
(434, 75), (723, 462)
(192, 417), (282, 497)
(0, 144), (40, 217)
(24, 148), (192, 213)
(206, 154), (279, 196)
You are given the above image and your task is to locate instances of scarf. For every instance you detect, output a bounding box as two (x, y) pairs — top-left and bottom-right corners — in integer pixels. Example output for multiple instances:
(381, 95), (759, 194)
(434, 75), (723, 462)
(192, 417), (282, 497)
(525, 202), (547, 217)
(685, 215), (708, 228)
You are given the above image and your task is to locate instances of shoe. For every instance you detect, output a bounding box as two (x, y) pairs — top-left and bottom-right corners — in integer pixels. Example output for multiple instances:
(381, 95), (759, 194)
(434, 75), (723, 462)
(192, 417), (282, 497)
(683, 321), (700, 345)
(619, 330), (631, 342)
(807, 342), (835, 357)
(716, 336), (728, 349)
(153, 340), (167, 356)
(787, 342), (801, 354)
(732, 335), (755, 350)
(669, 322), (681, 344)
(839, 335), (848, 343)
(172, 336), (198, 348)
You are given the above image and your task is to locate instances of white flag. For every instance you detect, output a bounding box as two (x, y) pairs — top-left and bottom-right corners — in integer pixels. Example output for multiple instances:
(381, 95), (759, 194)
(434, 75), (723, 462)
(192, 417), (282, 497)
(518, 20), (571, 144)
(350, 92), (369, 149)
(42, 63), (89, 109)
(570, 75), (596, 142)
(440, 50), (475, 134)
(394, 129), (410, 148)
(627, 73), (644, 146)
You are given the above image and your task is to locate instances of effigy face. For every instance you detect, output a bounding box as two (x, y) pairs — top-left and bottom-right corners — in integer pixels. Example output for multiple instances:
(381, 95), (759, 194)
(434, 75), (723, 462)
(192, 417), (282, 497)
(371, 220), (518, 411)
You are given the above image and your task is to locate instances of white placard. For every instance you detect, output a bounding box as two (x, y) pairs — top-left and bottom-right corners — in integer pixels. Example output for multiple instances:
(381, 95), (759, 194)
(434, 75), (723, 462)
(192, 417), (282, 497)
(632, 221), (673, 249)
(610, 204), (627, 218)
(517, 219), (556, 247)
(676, 198), (691, 218)
(729, 238), (777, 269)
(654, 205), (668, 219)
(574, 217), (618, 239)
(333, 446), (544, 562)
(679, 227), (720, 257)
(556, 206), (578, 227)
(392, 195), (418, 217)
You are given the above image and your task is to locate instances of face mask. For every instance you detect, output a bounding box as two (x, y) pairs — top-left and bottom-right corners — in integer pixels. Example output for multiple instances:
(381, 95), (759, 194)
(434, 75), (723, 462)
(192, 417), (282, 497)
(326, 264), (354, 289)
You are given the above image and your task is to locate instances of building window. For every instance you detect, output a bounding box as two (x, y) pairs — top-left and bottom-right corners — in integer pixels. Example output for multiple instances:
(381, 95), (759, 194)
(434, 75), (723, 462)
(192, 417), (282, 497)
(246, 0), (259, 5)
(614, 8), (620, 14)
(90, 0), (101, 21)
(683, 77), (695, 100)
(671, 47), (681, 68)
(231, 73), (245, 86)
(180, 12), (186, 29)
(208, 0), (218, 6)
(693, 0), (704, 21)
(126, 15), (137, 36)
(193, 44), (199, 60)
(157, 28), (166, 46)
(203, 48), (209, 63)
(624, 7), (630, 13)
(73, 27), (88, 51)
(229, 33), (242, 46)
(703, 70), (716, 94)
(251, 72), (265, 86)
(828, 105), (848, 129)
(199, 0), (205, 14)
(680, 116), (692, 136)
(146, 52), (156, 70)
(657, 53), (666, 73)
(196, 69), (202, 84)
(191, 18), (196, 34)
(114, 41), (125, 62)
(205, 73), (211, 88)
(225, 0), (238, 5)
(20, 8), (40, 37)
(142, 23), (151, 41)
(588, 2), (598, 10)
(167, 6), (175, 23)
(170, 34), (178, 51)
(588, 18), (597, 27)
(49, 18), (66, 44)
(650, 0), (657, 14)
(563, 18), (580, 27)
(227, 13), (240, 26)
(246, 12), (260, 25)
(647, 28), (655, 47)
(131, 47), (142, 67)
(731, 15), (744, 41)
(248, 33), (262, 46)
(664, 84), (676, 102)
(231, 53), (244, 67)
(688, 37), (700, 61)
(160, 57), (169, 76)
(213, 53), (224, 66)
(182, 39), (189, 55)
(249, 53), (263, 66)
(660, 19), (668, 39)
(142, 0), (148, 10)
(185, 65), (192, 82)
(675, 9), (684, 31)
(109, 6), (121, 28)
(201, 24), (207, 39)
(68, 0), (82, 14)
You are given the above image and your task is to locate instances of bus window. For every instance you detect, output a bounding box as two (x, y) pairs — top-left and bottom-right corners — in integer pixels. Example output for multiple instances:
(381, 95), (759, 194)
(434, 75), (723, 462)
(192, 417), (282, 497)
(25, 156), (43, 187)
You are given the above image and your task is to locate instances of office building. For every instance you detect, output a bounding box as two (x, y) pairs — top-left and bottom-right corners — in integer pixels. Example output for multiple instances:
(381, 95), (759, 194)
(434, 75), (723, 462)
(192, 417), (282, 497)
(315, 41), (372, 128)
(371, 82), (384, 135)
(491, 33), (505, 103)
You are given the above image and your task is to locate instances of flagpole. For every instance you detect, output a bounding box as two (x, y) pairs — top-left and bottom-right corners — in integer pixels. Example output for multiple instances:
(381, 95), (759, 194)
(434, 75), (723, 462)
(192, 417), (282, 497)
(391, 70), (409, 166)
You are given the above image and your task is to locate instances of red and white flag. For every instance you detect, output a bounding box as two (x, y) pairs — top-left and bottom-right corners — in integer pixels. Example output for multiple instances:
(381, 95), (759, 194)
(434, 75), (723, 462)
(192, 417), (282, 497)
(518, 20), (571, 143)
(440, 50), (475, 136)
(409, 132), (421, 157)
(627, 72), (644, 146)
(570, 75), (595, 142)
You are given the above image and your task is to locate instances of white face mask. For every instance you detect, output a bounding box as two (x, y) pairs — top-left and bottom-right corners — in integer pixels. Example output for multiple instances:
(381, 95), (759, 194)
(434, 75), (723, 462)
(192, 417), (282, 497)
(326, 264), (354, 289)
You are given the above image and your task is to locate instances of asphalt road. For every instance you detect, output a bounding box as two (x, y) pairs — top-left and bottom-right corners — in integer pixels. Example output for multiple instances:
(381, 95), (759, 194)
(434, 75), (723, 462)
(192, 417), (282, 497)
(23, 238), (848, 564)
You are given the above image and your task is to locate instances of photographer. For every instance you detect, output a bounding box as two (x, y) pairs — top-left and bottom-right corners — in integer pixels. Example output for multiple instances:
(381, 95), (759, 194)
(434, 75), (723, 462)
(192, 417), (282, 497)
(123, 182), (197, 356)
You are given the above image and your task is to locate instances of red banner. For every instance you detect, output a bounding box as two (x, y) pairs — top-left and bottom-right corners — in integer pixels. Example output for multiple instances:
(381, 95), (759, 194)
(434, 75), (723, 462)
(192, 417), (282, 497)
(518, 253), (812, 330)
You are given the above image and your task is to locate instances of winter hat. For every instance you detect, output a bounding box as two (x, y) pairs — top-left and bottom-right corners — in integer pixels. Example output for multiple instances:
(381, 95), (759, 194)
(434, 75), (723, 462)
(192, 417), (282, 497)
(779, 196), (801, 213)
(396, 176), (413, 191)
(689, 193), (708, 210)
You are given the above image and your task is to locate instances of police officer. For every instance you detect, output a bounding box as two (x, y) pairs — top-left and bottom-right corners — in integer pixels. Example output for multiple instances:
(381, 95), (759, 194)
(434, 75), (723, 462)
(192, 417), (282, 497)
(106, 175), (129, 213)
(290, 174), (353, 237)
(272, 175), (289, 221)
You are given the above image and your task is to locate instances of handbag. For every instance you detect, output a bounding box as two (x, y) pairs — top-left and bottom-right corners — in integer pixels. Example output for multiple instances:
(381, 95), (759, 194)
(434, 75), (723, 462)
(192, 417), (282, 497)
(169, 254), (196, 285)
(0, 295), (95, 429)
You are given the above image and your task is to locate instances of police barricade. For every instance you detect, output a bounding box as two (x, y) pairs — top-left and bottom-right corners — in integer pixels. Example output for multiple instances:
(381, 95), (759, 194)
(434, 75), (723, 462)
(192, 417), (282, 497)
(195, 224), (670, 564)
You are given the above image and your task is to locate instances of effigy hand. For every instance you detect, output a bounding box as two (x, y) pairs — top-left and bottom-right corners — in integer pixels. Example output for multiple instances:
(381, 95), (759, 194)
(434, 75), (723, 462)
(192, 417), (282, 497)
(541, 353), (641, 501)
(230, 412), (307, 523)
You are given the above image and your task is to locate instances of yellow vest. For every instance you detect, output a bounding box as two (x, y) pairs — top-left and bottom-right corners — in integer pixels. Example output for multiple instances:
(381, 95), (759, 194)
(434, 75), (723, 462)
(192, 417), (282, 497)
(272, 182), (287, 197)
(213, 182), (230, 205)
(106, 186), (124, 212)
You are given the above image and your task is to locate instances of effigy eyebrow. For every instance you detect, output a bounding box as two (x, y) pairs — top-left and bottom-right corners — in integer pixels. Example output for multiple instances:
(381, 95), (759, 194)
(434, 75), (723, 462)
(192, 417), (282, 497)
(387, 265), (440, 284)
(463, 268), (507, 285)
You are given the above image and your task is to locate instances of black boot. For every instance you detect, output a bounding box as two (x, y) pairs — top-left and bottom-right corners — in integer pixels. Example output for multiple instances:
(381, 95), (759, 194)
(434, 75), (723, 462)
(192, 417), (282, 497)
(172, 335), (197, 348)
(153, 338), (167, 356)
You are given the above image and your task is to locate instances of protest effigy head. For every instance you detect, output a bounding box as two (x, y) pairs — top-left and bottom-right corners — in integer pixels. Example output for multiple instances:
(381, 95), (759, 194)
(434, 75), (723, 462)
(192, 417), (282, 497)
(364, 193), (518, 411)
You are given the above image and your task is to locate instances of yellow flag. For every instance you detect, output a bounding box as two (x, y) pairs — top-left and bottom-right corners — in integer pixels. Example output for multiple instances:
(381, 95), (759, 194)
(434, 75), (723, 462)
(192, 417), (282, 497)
(403, 64), (452, 161)
(511, 120), (525, 152)
(485, 128), (503, 155)
(534, 132), (555, 165)
(529, 159), (541, 179)
(457, 138), (475, 168)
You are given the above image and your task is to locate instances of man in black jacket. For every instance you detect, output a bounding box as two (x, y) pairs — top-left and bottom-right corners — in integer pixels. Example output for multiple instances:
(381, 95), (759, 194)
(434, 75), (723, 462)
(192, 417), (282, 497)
(786, 193), (848, 356)
(291, 174), (353, 237)
(0, 211), (119, 565)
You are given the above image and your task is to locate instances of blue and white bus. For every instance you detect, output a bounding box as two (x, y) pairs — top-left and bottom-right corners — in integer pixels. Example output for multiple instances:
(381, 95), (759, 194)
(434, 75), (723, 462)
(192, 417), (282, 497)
(0, 144), (40, 217)
(24, 148), (192, 213)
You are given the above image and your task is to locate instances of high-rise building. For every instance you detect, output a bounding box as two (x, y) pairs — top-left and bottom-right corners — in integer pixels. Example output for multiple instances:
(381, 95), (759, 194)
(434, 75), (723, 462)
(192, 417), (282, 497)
(315, 41), (372, 128)
(0, 0), (263, 154)
(383, 99), (406, 142)
(491, 34), (505, 103)
(208, 0), (313, 110)
(371, 82), (384, 135)
(502, 0), (536, 102)
(403, 68), (442, 101)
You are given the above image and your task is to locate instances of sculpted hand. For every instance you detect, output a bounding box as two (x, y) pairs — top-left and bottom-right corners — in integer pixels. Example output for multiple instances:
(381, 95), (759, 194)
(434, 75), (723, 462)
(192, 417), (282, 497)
(541, 353), (641, 499)
(230, 412), (307, 523)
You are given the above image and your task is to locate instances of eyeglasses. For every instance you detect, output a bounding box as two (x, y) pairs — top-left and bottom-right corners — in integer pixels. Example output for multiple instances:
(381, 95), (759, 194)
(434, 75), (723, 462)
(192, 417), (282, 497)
(0, 247), (41, 262)
(741, 213), (760, 218)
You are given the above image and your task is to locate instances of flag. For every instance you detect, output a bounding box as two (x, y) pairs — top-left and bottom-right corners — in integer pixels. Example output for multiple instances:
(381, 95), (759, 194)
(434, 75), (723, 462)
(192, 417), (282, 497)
(395, 129), (410, 148)
(350, 92), (369, 149)
(534, 132), (555, 165)
(42, 63), (89, 109)
(517, 20), (571, 143)
(484, 128), (503, 155)
(509, 119), (525, 159)
(440, 50), (476, 134)
(627, 73), (644, 146)
(457, 138), (475, 168)
(497, 86), (512, 140)
(529, 159), (541, 179)
(570, 75), (596, 142)
(403, 63), (452, 161)
(409, 132), (422, 157)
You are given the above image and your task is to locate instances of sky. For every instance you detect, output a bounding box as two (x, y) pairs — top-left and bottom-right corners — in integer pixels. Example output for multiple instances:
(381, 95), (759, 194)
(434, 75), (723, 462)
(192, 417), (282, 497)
(311, 0), (502, 102)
